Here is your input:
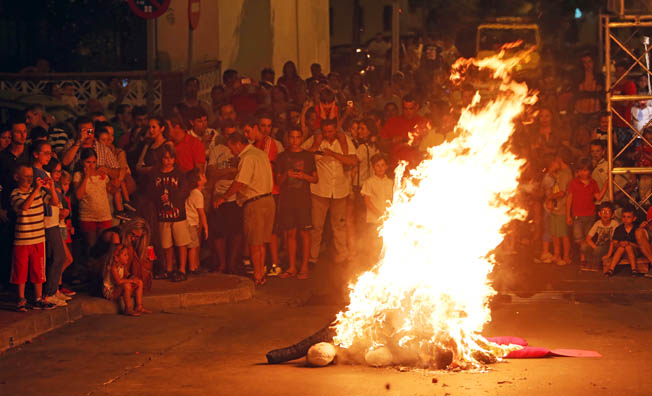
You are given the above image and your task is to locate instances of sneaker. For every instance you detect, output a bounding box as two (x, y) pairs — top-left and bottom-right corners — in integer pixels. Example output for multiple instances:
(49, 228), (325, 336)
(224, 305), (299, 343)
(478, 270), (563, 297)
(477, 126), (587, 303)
(114, 211), (133, 221)
(33, 299), (57, 310)
(556, 259), (570, 266)
(56, 291), (72, 301)
(123, 201), (137, 212)
(540, 253), (554, 264)
(44, 295), (67, 307)
(267, 264), (282, 277)
(59, 287), (76, 296)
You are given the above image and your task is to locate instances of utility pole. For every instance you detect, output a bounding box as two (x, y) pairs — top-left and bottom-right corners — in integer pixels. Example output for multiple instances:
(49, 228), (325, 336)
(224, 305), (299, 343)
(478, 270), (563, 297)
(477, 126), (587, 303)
(391, 0), (400, 75)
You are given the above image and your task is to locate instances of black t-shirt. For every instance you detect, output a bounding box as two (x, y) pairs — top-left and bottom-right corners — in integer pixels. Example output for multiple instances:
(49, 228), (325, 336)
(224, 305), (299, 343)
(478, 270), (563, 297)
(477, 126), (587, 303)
(613, 224), (637, 244)
(277, 150), (316, 201)
(0, 147), (29, 211)
(153, 167), (187, 222)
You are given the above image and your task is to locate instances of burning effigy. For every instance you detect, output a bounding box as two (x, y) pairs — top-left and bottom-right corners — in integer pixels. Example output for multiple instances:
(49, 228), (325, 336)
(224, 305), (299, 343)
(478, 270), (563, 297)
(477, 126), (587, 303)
(267, 45), (599, 370)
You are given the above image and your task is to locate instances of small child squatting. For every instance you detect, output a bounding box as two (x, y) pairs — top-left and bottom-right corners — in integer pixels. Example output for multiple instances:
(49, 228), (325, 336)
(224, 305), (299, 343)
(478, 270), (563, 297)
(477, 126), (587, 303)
(102, 244), (151, 316)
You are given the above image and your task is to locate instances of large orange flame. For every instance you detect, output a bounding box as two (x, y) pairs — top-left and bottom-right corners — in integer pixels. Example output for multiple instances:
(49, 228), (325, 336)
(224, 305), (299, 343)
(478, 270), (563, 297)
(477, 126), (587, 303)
(333, 47), (537, 369)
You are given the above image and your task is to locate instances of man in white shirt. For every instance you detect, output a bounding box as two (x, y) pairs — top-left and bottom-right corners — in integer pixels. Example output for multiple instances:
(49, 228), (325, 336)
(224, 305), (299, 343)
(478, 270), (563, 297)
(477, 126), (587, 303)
(302, 118), (358, 265)
(214, 133), (274, 285)
(631, 99), (652, 134)
(206, 122), (242, 274)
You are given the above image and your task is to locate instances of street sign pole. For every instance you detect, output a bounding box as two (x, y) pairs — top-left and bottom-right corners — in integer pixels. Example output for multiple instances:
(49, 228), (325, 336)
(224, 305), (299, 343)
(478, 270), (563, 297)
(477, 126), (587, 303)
(147, 18), (155, 112)
(127, 0), (171, 113)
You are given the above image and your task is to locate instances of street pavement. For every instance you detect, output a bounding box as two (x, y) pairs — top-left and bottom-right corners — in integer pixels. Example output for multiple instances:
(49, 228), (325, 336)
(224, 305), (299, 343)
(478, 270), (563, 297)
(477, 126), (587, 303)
(1, 249), (652, 395)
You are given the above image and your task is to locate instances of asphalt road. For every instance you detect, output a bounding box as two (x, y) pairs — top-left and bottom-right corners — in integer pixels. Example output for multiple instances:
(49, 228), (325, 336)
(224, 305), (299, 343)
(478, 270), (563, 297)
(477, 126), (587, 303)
(0, 279), (651, 396)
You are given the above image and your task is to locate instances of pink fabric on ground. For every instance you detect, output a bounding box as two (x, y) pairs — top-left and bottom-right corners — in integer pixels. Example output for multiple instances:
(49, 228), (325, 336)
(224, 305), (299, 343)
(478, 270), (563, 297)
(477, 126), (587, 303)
(505, 346), (551, 358)
(485, 336), (602, 359)
(485, 336), (528, 346)
(549, 349), (602, 358)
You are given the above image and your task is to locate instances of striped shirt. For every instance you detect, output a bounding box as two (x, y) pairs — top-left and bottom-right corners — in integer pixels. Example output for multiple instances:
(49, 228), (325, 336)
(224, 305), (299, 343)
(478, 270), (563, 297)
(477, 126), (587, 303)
(48, 127), (70, 154)
(10, 187), (45, 246)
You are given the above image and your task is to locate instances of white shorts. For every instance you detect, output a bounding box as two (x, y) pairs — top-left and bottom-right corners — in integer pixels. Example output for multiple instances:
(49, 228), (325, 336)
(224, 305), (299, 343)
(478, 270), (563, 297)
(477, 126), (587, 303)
(188, 225), (201, 249)
(159, 220), (191, 249)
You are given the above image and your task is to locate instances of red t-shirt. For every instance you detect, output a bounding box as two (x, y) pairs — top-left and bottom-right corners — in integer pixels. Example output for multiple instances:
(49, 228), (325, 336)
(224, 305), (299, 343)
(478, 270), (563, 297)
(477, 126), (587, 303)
(613, 80), (636, 128)
(255, 136), (280, 194)
(231, 93), (258, 118)
(380, 115), (428, 169)
(174, 133), (205, 173)
(568, 177), (599, 217)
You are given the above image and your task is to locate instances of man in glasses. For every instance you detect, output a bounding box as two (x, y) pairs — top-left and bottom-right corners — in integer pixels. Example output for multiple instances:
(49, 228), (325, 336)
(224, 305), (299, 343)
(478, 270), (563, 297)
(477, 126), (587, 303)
(61, 116), (120, 178)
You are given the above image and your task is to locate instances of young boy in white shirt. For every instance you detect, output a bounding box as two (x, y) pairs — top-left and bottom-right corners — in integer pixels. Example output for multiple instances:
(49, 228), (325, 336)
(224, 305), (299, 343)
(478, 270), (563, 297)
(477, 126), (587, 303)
(580, 202), (619, 272)
(361, 154), (393, 257)
(185, 168), (208, 275)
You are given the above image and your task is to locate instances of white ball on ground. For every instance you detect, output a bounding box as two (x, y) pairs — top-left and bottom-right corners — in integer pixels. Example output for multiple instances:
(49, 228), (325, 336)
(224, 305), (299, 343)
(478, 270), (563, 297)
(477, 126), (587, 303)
(306, 342), (337, 367)
(365, 347), (393, 367)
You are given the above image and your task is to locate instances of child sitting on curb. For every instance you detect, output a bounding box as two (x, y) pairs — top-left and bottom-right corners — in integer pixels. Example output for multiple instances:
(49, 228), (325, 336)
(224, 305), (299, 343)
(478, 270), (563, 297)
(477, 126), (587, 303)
(102, 244), (150, 316)
(604, 205), (639, 277)
(580, 201), (619, 272)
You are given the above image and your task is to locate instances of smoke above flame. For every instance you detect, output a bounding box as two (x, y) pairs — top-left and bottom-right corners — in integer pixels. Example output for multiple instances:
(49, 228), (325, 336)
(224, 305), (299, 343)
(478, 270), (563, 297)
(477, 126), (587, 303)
(333, 46), (537, 369)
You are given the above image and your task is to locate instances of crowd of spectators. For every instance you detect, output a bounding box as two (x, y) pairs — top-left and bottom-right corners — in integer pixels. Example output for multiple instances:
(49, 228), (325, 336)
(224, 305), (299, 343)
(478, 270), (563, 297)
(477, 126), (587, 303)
(2, 37), (652, 313)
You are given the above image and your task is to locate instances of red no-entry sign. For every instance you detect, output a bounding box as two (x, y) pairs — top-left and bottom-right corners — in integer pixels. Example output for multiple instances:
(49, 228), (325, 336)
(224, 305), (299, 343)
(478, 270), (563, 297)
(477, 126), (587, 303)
(188, 0), (201, 30)
(127, 0), (172, 19)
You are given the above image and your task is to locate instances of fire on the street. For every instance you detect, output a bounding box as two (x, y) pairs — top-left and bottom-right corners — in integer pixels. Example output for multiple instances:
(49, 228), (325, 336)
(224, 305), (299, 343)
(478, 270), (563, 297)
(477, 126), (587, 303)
(333, 45), (538, 370)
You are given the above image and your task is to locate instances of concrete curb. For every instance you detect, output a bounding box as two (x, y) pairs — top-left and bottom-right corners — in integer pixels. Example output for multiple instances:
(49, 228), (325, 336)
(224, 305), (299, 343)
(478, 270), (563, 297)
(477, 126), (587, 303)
(0, 275), (255, 353)
(495, 290), (652, 303)
(0, 301), (83, 352)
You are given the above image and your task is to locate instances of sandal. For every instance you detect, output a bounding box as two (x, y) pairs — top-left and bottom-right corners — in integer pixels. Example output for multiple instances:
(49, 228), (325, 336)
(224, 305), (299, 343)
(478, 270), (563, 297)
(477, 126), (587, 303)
(279, 270), (297, 279)
(254, 277), (267, 286)
(154, 271), (171, 280)
(123, 310), (141, 317)
(176, 271), (187, 282)
(16, 298), (27, 313)
(297, 272), (309, 280)
(604, 270), (614, 277)
(136, 306), (152, 314)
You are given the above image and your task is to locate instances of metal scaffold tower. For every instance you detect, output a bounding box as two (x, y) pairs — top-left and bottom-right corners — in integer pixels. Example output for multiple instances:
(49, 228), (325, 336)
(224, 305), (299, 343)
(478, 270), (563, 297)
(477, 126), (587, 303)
(601, 0), (652, 211)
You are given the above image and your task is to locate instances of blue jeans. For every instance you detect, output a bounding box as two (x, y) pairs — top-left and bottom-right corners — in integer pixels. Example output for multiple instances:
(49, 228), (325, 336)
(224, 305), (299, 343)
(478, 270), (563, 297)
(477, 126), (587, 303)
(580, 243), (610, 267)
(573, 215), (595, 243)
(44, 226), (66, 297)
